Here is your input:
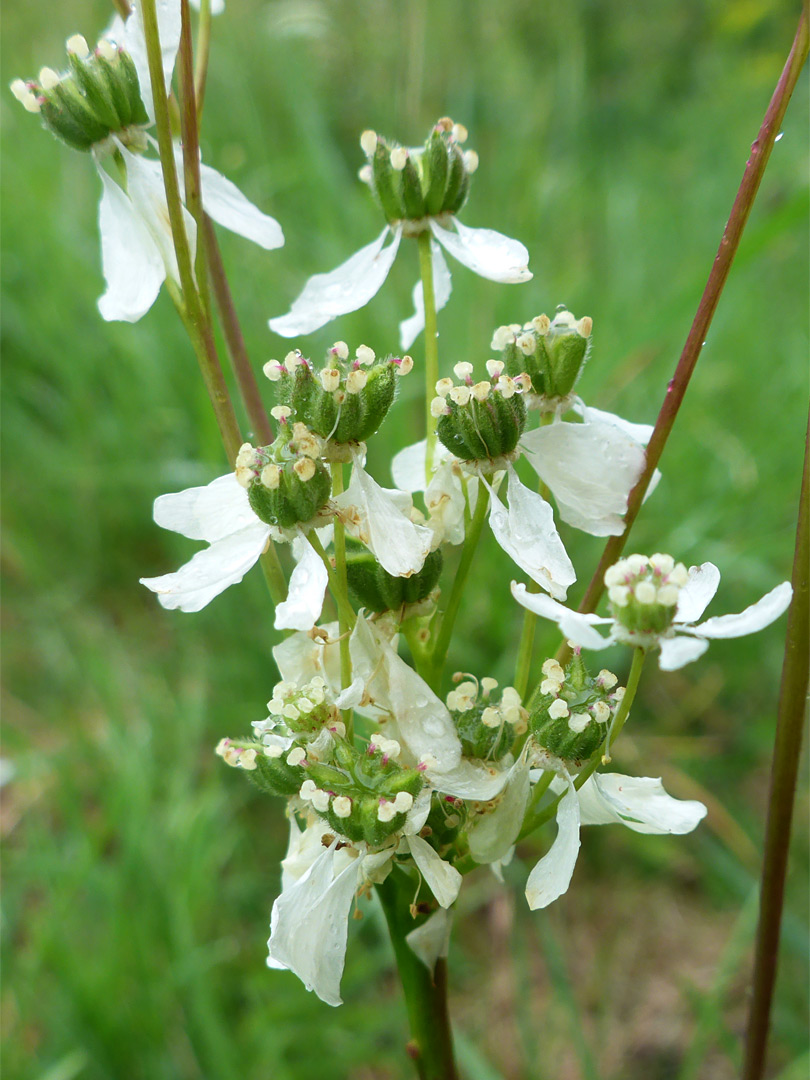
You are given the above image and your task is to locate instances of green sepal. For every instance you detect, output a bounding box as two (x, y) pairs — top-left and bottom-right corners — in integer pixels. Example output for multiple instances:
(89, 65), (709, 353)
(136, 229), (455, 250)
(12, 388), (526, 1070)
(452, 703), (514, 761)
(42, 81), (110, 150)
(116, 49), (150, 126)
(423, 129), (450, 216)
(437, 389), (526, 462)
(250, 749), (308, 797)
(346, 543), (442, 613)
(67, 50), (121, 131)
(442, 143), (468, 214)
(545, 330), (588, 397)
(247, 458), (331, 529)
(371, 140), (404, 222)
(280, 360), (397, 445)
(400, 155), (426, 220)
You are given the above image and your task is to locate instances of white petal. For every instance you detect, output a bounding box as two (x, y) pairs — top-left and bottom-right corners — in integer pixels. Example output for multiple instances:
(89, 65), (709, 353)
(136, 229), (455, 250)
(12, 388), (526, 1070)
(573, 400), (654, 445)
(335, 462), (432, 578)
(198, 162), (284, 249)
(391, 440), (428, 493)
(349, 615), (462, 773)
(675, 563), (721, 624)
(273, 622), (343, 698)
(691, 581), (793, 639)
(190, 0), (224, 12)
(120, 147), (197, 286)
(117, 0), (182, 124)
(274, 536), (327, 631)
(658, 633), (710, 671)
(525, 772), (581, 910)
(405, 908), (453, 973)
(577, 774), (707, 835)
(269, 226), (401, 337)
(430, 758), (511, 802)
(521, 419), (647, 537)
(152, 473), (257, 542)
(430, 218), (531, 283)
(96, 164), (165, 322)
(425, 460), (468, 546)
(404, 835), (462, 908)
(399, 241), (452, 350)
(510, 582), (612, 650)
(467, 756), (531, 865)
(267, 842), (360, 1006)
(140, 521), (269, 611)
(486, 469), (575, 600)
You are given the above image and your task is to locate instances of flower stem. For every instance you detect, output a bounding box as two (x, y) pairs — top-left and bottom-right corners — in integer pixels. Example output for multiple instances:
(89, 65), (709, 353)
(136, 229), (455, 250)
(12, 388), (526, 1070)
(331, 463), (354, 739)
(568, 9), (809, 638)
(742, 404), (810, 1080)
(418, 231), (440, 480)
(518, 647), (646, 841)
(193, 0), (213, 114)
(177, 0), (208, 307)
(427, 482), (491, 690)
(376, 871), (459, 1080)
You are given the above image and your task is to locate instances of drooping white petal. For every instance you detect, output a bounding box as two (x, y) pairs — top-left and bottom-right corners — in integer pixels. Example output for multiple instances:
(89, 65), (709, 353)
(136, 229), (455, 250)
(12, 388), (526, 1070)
(658, 633), (710, 670)
(399, 241), (452, 350)
(430, 758), (512, 802)
(335, 461), (432, 578)
(96, 162), (166, 322)
(576, 774), (707, 835)
(430, 218), (531, 283)
(391, 440), (428, 493)
(115, 0), (183, 124)
(403, 788), (433, 836)
(525, 772), (581, 910)
(140, 520), (270, 611)
(675, 563), (721, 624)
(152, 473), (258, 542)
(573, 400), (653, 445)
(269, 226), (402, 337)
(349, 615), (462, 773)
(467, 755), (531, 865)
(198, 161), (284, 249)
(273, 622), (343, 699)
(486, 468), (575, 600)
(267, 841), (361, 1006)
(426, 460), (471, 547)
(120, 147), (197, 286)
(521, 418), (646, 537)
(274, 535), (328, 631)
(404, 835), (462, 909)
(405, 908), (453, 973)
(690, 581), (793, 640)
(510, 582), (612, 650)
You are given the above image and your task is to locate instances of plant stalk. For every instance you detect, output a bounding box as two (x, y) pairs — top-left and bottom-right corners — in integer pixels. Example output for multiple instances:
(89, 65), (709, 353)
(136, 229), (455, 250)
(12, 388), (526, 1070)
(742, 404), (810, 1080)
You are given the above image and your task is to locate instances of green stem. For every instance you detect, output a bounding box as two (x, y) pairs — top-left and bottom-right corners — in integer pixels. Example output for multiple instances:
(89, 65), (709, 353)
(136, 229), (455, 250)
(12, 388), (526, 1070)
(427, 481), (491, 690)
(418, 231), (440, 480)
(177, 0), (209, 309)
(518, 647), (646, 841)
(193, 0), (213, 114)
(567, 9), (809, 642)
(742, 403), (810, 1080)
(331, 463), (354, 739)
(376, 871), (459, 1080)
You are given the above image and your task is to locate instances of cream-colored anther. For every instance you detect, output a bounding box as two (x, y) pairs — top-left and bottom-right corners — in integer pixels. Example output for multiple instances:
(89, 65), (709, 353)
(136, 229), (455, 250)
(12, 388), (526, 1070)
(435, 377), (453, 397)
(656, 584), (680, 607)
(319, 367), (340, 392)
(355, 344), (375, 365)
(263, 360), (284, 381)
(592, 700), (611, 724)
(390, 146), (408, 170)
(66, 33), (91, 57)
(453, 361), (474, 379)
(486, 359), (505, 377)
(332, 795), (353, 818)
(472, 381), (490, 402)
(649, 553), (675, 574)
(481, 706), (501, 728)
(10, 79), (41, 112)
(38, 67), (61, 90)
(293, 457), (316, 482)
(481, 677), (498, 695)
(360, 129), (378, 155)
(577, 316), (593, 337)
(286, 747), (306, 767)
(449, 385), (472, 406)
(516, 333), (535, 355)
(542, 658), (564, 678)
(548, 698), (570, 720)
(451, 122), (468, 143)
(463, 149), (479, 173)
(531, 314), (551, 334)
(604, 564), (626, 587)
(358, 163), (373, 185)
(669, 563), (689, 587)
(311, 789), (330, 812)
(514, 373), (533, 392)
(377, 800), (397, 823)
(635, 581), (657, 605)
(608, 585), (630, 607)
(430, 396), (448, 418)
(540, 678), (563, 696)
(393, 791), (414, 812)
(96, 38), (118, 61)
(271, 404), (292, 421)
(260, 463), (281, 489)
(567, 713), (591, 734)
(496, 376), (516, 399)
(397, 355), (414, 375)
(596, 669), (618, 690)
(331, 341), (349, 360)
(284, 350), (302, 370)
(346, 369), (368, 394)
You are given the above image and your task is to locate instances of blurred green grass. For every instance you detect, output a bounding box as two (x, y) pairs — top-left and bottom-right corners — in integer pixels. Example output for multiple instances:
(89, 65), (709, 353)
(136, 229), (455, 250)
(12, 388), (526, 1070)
(2, 1), (808, 1077)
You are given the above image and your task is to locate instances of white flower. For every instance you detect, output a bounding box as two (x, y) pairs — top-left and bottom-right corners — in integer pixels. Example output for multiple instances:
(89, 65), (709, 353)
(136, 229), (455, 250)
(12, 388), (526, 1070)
(268, 217), (530, 348)
(140, 472), (329, 630)
(525, 772), (707, 909)
(94, 1), (283, 321)
(511, 562), (793, 669)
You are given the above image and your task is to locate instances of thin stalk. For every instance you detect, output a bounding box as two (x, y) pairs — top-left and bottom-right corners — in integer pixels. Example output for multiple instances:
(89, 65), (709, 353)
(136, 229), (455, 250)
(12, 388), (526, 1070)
(427, 482), (490, 689)
(518, 647), (646, 841)
(194, 0), (213, 113)
(111, 0), (131, 18)
(204, 216), (274, 444)
(570, 9), (809, 632)
(376, 871), (459, 1080)
(418, 231), (440, 479)
(742, 405), (809, 1080)
(331, 463), (354, 740)
(140, 0), (242, 462)
(177, 0), (209, 307)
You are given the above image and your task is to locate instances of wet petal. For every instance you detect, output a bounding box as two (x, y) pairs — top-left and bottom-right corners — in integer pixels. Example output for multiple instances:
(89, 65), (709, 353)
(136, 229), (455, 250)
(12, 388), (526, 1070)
(399, 241), (452, 350)
(510, 582), (612, 650)
(691, 581), (793, 639)
(273, 622), (343, 698)
(574, 400), (653, 445)
(140, 520), (269, 611)
(96, 163), (164, 322)
(521, 419), (646, 537)
(430, 218), (531, 283)
(391, 439), (428, 493)
(675, 563), (721, 625)
(120, 147), (196, 285)
(577, 774), (707, 834)
(486, 468), (575, 600)
(152, 473), (257, 542)
(658, 633), (710, 670)
(525, 772), (581, 910)
(404, 835), (462, 908)
(269, 226), (401, 337)
(425, 460), (468, 546)
(467, 755), (531, 865)
(267, 841), (360, 1006)
(405, 908), (453, 973)
(430, 758), (511, 802)
(199, 161), (284, 249)
(274, 535), (328, 631)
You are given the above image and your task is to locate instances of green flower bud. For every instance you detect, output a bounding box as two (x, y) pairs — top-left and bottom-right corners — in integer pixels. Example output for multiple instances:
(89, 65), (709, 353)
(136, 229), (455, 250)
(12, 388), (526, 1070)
(266, 676), (340, 735)
(434, 362), (527, 463)
(529, 656), (623, 766)
(12, 36), (149, 153)
(235, 420), (330, 530)
(604, 553), (689, 638)
(216, 738), (304, 798)
(265, 344), (412, 446)
(495, 308), (592, 399)
(446, 677), (525, 761)
(345, 540), (442, 613)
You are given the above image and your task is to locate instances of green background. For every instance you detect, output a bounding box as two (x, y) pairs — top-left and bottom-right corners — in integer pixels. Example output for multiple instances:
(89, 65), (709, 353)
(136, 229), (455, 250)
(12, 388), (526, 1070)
(2, 1), (808, 1077)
